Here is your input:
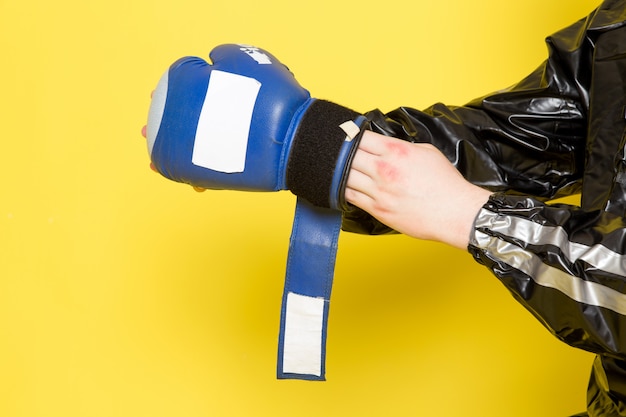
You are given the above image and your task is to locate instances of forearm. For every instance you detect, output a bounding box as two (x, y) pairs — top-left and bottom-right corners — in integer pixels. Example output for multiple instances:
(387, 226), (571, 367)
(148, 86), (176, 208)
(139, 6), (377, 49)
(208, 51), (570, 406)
(342, 84), (586, 236)
(342, 10), (597, 235)
(470, 193), (626, 357)
(346, 130), (626, 356)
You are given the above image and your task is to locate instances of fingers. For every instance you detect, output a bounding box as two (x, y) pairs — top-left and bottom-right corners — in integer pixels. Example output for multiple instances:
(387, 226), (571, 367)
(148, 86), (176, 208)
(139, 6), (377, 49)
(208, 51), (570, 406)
(345, 146), (380, 209)
(346, 131), (416, 212)
(346, 131), (398, 202)
(351, 131), (415, 178)
(344, 186), (374, 209)
(349, 145), (378, 178)
(346, 167), (374, 194)
(350, 135), (406, 186)
(356, 130), (388, 156)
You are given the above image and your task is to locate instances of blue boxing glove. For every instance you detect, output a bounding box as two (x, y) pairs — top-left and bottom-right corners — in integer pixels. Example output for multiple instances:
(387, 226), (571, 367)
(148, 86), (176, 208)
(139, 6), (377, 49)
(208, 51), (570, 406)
(145, 44), (368, 380)
(145, 44), (368, 209)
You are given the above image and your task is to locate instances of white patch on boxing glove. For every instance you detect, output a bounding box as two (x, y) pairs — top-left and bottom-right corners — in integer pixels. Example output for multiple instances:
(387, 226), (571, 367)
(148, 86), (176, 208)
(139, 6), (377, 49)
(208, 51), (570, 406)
(146, 69), (169, 157)
(192, 70), (261, 173)
(238, 45), (272, 65)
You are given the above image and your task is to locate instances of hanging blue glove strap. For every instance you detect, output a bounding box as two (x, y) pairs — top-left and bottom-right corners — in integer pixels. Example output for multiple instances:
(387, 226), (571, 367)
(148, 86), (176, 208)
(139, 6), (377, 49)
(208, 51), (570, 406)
(277, 197), (343, 381)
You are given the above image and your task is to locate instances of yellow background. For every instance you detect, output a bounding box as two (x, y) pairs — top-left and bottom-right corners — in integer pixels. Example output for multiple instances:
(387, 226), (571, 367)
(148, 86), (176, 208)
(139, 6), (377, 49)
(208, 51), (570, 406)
(0, 0), (601, 416)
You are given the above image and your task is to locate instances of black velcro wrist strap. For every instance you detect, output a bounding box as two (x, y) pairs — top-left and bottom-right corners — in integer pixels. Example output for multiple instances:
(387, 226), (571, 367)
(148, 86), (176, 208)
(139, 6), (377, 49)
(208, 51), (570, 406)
(286, 100), (362, 208)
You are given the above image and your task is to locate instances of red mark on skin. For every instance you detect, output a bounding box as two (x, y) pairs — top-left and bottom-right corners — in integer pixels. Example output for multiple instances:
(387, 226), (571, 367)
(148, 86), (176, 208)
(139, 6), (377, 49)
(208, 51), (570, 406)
(375, 160), (401, 183)
(384, 140), (410, 157)
(374, 140), (409, 183)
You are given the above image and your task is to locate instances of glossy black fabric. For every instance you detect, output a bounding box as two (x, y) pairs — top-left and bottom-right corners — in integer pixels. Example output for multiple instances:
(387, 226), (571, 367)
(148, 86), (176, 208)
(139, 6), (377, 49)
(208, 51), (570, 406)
(341, 1), (626, 414)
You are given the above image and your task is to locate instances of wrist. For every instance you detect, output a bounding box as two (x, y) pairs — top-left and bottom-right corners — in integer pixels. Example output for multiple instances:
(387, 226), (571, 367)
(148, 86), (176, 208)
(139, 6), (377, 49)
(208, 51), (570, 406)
(285, 100), (368, 209)
(446, 185), (492, 250)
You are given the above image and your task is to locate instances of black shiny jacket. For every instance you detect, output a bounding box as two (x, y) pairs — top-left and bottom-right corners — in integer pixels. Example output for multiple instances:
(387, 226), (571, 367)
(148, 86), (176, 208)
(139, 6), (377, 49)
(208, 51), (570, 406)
(343, 1), (626, 415)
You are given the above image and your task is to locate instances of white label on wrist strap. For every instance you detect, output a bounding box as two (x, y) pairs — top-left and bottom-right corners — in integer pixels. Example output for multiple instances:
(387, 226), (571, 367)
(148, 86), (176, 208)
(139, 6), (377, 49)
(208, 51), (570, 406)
(339, 120), (360, 142)
(282, 292), (325, 376)
(192, 70), (261, 173)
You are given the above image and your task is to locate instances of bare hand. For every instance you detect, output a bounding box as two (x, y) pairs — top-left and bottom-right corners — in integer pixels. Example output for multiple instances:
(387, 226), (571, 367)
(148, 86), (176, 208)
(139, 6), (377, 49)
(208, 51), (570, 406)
(345, 131), (491, 249)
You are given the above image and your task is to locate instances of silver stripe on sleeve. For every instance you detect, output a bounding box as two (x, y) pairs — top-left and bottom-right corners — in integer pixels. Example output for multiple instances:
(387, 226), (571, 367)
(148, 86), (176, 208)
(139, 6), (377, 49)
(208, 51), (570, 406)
(473, 208), (626, 315)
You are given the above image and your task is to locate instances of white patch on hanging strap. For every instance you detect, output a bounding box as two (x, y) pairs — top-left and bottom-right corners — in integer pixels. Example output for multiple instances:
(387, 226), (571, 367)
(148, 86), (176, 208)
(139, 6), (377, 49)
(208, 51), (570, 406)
(282, 292), (325, 377)
(192, 70), (261, 173)
(339, 120), (360, 142)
